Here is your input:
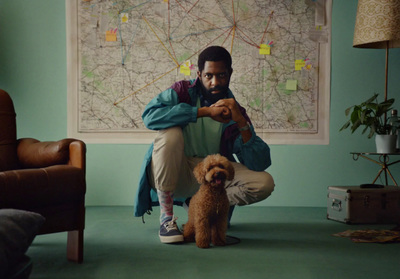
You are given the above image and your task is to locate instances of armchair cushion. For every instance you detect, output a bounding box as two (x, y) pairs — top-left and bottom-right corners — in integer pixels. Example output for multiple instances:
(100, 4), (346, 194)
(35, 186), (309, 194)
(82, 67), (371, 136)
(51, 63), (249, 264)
(0, 209), (45, 279)
(17, 138), (77, 169)
(0, 165), (85, 208)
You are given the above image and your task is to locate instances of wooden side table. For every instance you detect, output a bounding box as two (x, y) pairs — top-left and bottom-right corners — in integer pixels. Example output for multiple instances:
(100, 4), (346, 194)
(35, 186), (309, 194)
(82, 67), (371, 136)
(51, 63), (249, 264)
(351, 152), (400, 186)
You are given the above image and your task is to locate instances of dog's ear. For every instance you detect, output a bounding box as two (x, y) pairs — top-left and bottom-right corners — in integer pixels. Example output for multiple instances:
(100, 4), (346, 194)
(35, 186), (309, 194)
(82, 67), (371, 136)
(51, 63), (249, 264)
(193, 161), (206, 184)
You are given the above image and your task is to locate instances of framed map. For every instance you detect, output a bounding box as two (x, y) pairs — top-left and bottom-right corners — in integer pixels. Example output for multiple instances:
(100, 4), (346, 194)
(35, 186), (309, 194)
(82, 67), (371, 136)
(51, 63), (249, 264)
(67, 0), (331, 144)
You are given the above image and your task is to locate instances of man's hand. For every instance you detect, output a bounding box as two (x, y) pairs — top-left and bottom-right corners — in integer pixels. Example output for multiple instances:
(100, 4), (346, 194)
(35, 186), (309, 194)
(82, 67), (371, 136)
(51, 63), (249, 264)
(211, 98), (246, 125)
(197, 106), (232, 123)
(211, 98), (252, 143)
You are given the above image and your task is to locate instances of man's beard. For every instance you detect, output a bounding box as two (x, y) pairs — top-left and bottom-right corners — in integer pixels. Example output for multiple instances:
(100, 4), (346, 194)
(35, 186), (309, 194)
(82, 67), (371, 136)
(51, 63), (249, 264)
(200, 83), (229, 105)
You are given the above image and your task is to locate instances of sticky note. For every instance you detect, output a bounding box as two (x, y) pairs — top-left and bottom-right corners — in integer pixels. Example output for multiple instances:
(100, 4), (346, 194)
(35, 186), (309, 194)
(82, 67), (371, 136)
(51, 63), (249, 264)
(180, 66), (191, 76)
(259, 44), (271, 55)
(286, 80), (297, 91)
(106, 30), (117, 41)
(121, 13), (128, 23)
(180, 61), (191, 76)
(295, 59), (306, 71)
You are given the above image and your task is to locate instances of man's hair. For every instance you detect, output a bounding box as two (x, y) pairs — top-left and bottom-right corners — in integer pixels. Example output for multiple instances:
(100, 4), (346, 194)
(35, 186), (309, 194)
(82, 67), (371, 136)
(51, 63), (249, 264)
(197, 46), (232, 72)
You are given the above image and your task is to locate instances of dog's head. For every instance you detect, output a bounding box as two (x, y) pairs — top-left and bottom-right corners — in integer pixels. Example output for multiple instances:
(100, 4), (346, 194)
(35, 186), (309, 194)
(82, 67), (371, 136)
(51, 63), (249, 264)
(193, 154), (235, 187)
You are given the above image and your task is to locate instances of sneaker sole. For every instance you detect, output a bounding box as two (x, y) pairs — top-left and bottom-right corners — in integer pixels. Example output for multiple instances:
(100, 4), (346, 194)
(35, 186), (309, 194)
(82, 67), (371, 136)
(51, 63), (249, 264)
(159, 234), (184, 244)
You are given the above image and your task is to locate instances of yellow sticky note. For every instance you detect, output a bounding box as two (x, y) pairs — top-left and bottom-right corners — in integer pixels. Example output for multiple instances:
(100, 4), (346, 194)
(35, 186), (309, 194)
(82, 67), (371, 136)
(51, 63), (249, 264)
(295, 59), (306, 71)
(121, 13), (128, 23)
(180, 66), (191, 76)
(106, 30), (117, 42)
(180, 60), (191, 76)
(259, 44), (271, 55)
(286, 80), (297, 91)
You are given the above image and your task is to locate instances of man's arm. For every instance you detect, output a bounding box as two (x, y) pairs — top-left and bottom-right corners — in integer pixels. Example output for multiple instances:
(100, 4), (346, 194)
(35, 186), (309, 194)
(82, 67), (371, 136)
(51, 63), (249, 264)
(211, 98), (251, 143)
(142, 88), (233, 130)
(233, 128), (272, 171)
(142, 89), (197, 130)
(213, 98), (271, 171)
(197, 106), (231, 123)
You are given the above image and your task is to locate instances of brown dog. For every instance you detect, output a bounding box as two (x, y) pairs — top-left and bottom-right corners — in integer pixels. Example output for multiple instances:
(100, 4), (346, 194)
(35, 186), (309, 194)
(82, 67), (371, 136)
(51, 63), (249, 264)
(183, 154), (235, 248)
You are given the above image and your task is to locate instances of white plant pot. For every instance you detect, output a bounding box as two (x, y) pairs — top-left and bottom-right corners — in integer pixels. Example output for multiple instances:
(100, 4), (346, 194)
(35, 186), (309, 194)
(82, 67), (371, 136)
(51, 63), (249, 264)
(375, 134), (397, 153)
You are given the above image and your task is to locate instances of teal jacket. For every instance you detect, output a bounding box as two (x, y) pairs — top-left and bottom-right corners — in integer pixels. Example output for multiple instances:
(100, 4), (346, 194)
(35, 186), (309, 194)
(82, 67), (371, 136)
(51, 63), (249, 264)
(134, 78), (271, 217)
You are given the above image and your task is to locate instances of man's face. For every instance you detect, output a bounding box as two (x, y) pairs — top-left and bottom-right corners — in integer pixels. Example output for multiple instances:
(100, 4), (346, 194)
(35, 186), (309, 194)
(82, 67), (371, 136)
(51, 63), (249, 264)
(197, 61), (232, 103)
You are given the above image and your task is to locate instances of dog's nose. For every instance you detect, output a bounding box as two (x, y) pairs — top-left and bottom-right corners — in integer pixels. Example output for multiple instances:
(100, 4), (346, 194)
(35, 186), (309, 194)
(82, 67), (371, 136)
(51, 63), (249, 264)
(214, 172), (226, 179)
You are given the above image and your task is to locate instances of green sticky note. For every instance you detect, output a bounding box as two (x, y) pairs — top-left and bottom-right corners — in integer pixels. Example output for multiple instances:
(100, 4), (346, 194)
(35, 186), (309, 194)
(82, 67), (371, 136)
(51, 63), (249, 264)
(286, 80), (297, 91)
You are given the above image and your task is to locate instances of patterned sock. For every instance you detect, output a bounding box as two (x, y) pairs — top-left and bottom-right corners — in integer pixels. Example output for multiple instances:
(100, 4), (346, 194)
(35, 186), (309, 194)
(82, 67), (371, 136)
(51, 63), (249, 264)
(157, 190), (174, 225)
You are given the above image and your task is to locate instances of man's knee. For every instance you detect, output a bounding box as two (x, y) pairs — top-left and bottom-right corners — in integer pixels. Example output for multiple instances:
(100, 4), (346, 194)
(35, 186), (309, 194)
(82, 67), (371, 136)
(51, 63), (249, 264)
(227, 170), (275, 205)
(256, 172), (275, 200)
(154, 126), (184, 151)
(263, 172), (275, 195)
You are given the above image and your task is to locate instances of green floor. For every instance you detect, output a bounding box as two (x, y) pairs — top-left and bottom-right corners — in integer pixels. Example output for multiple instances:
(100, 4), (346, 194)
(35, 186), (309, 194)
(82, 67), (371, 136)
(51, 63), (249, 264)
(27, 206), (400, 279)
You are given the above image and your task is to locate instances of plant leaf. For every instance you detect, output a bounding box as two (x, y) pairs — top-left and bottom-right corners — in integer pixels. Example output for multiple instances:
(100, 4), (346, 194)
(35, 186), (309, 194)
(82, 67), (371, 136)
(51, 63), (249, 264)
(344, 106), (354, 116)
(361, 93), (379, 106)
(340, 120), (351, 131)
(351, 120), (361, 133)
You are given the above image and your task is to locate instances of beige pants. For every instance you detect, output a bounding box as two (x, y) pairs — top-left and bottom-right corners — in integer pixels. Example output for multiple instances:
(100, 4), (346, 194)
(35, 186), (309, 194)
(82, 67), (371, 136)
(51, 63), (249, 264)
(148, 127), (275, 206)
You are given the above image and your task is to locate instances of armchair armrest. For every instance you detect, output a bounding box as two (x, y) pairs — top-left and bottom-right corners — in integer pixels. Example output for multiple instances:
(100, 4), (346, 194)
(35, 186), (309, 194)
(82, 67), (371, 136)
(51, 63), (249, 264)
(69, 140), (86, 173)
(16, 138), (86, 170)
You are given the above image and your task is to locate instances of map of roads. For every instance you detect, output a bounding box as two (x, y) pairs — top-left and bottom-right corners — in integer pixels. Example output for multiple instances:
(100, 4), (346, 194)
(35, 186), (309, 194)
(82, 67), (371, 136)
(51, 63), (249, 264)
(75, 0), (330, 142)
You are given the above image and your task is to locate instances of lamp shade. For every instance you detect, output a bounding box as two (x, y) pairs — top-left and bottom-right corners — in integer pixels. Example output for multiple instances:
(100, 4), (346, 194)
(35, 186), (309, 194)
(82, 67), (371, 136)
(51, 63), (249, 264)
(353, 0), (400, 49)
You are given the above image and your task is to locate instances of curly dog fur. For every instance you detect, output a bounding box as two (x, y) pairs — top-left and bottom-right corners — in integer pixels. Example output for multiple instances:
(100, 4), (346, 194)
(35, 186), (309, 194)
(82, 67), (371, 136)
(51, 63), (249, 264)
(183, 154), (235, 248)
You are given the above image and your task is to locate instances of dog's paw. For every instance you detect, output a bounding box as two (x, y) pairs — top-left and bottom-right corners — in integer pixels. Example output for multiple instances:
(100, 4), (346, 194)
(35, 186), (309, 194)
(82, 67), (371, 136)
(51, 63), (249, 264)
(196, 240), (210, 249)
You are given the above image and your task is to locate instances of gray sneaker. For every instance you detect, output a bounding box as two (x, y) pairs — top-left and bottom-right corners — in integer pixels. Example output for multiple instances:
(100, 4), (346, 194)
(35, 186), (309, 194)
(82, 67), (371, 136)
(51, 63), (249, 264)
(159, 217), (184, 243)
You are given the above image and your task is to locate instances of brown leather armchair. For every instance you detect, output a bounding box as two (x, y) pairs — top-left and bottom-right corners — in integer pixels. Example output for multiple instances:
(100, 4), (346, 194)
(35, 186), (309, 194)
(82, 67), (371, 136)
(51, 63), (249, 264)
(0, 89), (86, 263)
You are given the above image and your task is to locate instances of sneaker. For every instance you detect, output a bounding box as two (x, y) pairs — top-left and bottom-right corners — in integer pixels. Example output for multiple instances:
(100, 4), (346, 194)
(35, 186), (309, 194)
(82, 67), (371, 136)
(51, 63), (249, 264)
(159, 217), (184, 243)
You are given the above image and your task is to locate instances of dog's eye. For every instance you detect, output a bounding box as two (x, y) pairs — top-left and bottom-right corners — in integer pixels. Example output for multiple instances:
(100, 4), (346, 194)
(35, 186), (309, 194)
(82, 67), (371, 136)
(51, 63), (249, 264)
(218, 164), (225, 169)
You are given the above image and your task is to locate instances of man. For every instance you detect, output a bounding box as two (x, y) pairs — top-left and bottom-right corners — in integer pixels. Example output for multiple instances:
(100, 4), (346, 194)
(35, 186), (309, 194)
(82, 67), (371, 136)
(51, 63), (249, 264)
(134, 46), (274, 244)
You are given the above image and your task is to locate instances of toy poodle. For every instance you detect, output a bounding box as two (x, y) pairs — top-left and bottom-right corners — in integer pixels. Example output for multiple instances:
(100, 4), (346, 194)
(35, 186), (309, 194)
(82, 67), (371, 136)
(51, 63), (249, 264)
(183, 154), (235, 248)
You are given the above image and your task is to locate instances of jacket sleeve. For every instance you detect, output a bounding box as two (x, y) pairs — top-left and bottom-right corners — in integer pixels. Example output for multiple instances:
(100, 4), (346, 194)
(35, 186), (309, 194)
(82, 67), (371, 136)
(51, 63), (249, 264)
(142, 88), (197, 130)
(232, 125), (272, 171)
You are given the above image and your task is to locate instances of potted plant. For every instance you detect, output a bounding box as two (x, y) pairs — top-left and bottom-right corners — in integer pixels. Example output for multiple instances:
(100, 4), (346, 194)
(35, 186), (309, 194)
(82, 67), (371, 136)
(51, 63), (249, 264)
(340, 93), (397, 153)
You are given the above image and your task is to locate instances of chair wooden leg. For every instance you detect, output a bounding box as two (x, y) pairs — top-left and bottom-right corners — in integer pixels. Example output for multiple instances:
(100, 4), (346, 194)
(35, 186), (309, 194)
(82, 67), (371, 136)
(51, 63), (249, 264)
(67, 230), (84, 263)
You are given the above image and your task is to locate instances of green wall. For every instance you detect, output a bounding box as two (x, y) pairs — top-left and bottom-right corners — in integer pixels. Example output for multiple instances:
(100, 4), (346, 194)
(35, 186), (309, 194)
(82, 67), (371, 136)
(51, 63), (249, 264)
(1, 0), (400, 207)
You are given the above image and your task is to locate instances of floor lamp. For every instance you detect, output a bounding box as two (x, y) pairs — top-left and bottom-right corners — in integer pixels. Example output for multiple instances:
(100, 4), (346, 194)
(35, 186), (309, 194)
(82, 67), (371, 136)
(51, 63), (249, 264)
(353, 0), (400, 103)
(352, 0), (400, 184)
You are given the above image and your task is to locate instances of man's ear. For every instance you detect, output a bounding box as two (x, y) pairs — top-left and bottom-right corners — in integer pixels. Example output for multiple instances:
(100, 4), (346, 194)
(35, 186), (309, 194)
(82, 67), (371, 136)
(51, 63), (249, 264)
(197, 70), (201, 78)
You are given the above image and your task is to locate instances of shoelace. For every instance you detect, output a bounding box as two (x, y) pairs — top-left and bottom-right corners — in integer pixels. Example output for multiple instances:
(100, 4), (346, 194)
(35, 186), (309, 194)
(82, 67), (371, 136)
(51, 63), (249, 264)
(164, 217), (179, 231)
